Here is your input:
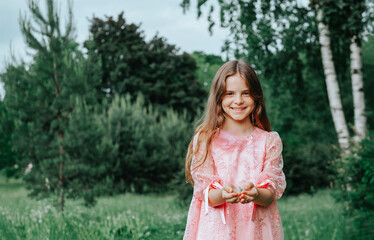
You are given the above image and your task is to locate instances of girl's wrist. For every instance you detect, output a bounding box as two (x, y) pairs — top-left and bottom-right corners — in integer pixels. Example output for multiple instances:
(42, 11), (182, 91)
(253, 188), (274, 207)
(209, 189), (226, 207)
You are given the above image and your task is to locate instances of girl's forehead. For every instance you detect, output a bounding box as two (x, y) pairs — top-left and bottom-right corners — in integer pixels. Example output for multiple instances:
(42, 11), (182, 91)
(225, 74), (249, 90)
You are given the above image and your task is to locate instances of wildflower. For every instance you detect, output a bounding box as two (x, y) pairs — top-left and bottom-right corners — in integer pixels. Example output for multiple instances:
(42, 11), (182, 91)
(25, 162), (33, 174)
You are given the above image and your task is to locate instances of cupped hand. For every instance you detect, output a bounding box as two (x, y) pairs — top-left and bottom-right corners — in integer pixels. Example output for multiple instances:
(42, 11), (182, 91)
(222, 184), (240, 204)
(239, 181), (259, 204)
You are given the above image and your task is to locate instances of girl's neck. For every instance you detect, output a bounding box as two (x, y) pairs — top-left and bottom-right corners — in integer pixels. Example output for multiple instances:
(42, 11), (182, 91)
(221, 118), (254, 137)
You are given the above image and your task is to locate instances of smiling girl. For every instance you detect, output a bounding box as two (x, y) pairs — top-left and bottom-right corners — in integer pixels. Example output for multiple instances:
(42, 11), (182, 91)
(183, 60), (286, 240)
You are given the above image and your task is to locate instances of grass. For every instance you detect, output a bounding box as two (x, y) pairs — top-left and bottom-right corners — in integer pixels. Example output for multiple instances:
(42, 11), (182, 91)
(0, 177), (186, 240)
(0, 176), (347, 240)
(278, 190), (345, 240)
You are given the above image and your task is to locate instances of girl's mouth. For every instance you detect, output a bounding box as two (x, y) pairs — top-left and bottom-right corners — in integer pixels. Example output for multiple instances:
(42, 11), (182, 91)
(231, 107), (247, 112)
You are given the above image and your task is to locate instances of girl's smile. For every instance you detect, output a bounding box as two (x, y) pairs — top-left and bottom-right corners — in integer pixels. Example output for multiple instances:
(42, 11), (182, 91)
(230, 107), (247, 112)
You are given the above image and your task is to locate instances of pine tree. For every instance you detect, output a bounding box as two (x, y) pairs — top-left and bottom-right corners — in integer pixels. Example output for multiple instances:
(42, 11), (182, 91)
(103, 94), (193, 193)
(2, 0), (99, 210)
(62, 99), (117, 206)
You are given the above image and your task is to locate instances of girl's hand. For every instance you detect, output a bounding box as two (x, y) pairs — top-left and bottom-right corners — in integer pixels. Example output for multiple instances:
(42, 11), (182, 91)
(222, 184), (240, 204)
(239, 182), (259, 204)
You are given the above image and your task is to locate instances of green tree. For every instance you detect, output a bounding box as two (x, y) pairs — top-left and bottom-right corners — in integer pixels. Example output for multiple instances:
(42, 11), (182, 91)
(85, 13), (206, 117)
(1, 0), (99, 210)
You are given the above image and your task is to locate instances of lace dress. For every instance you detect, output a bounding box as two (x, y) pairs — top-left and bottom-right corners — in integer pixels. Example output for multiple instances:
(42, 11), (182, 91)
(183, 127), (286, 240)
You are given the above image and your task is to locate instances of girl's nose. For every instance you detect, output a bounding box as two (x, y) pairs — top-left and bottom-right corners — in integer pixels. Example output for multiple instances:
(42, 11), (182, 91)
(234, 94), (243, 104)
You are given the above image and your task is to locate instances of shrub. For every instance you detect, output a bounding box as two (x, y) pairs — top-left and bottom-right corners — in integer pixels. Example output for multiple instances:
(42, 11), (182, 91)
(106, 94), (193, 194)
(332, 131), (374, 239)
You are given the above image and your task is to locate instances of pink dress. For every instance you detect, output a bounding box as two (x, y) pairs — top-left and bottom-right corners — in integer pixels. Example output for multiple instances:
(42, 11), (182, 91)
(183, 127), (286, 240)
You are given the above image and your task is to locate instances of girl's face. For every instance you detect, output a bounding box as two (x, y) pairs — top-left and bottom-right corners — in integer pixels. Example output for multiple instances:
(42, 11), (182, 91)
(221, 73), (254, 124)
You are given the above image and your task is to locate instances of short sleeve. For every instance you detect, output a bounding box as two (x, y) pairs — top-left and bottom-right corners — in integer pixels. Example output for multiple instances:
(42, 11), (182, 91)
(256, 132), (286, 200)
(191, 133), (221, 201)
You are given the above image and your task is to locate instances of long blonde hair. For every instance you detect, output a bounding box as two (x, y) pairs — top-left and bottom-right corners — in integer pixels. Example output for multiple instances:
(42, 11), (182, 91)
(185, 60), (271, 184)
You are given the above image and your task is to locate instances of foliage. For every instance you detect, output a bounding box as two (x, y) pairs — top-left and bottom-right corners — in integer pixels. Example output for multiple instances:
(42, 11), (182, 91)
(0, 101), (17, 177)
(104, 94), (193, 194)
(312, 0), (374, 40)
(332, 131), (374, 239)
(190, 51), (224, 92)
(0, 178), (347, 240)
(61, 99), (117, 206)
(85, 13), (206, 117)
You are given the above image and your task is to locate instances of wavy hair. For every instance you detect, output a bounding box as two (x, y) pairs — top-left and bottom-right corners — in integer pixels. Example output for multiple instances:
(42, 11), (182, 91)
(185, 60), (271, 184)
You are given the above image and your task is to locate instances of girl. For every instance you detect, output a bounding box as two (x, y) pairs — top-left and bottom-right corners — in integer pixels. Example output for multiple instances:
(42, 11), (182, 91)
(183, 60), (286, 240)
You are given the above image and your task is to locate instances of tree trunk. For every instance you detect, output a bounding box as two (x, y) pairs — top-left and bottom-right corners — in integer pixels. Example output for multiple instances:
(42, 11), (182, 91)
(53, 49), (65, 212)
(316, 7), (350, 151)
(350, 36), (367, 142)
(58, 136), (64, 212)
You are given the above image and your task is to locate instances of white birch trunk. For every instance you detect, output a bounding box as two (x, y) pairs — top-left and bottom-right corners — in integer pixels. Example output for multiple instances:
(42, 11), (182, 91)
(317, 8), (350, 151)
(350, 36), (367, 142)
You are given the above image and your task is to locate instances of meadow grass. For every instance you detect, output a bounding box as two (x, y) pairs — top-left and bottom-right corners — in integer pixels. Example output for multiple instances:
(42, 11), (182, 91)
(278, 190), (345, 240)
(0, 176), (347, 240)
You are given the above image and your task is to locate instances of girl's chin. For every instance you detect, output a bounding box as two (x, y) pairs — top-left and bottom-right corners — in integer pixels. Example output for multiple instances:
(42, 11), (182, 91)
(228, 115), (250, 122)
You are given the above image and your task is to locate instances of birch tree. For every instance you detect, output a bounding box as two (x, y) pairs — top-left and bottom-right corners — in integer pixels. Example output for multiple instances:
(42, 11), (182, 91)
(346, 0), (371, 141)
(315, 0), (372, 143)
(315, 6), (350, 150)
(350, 37), (366, 141)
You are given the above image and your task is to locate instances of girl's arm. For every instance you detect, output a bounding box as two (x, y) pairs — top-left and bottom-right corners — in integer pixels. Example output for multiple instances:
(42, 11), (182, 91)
(240, 132), (286, 206)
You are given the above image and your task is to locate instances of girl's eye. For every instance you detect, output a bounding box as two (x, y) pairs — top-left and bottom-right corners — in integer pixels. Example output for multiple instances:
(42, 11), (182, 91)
(243, 92), (250, 95)
(226, 92), (233, 96)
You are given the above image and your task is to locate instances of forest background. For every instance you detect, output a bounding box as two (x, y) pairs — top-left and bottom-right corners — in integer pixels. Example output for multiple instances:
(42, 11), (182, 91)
(0, 0), (373, 239)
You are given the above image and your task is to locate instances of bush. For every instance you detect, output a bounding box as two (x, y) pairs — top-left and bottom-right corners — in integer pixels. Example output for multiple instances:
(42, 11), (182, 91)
(105, 94), (193, 194)
(62, 98), (118, 206)
(332, 131), (374, 239)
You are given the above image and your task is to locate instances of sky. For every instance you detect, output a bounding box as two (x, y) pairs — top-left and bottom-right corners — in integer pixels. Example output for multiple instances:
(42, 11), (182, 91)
(0, 0), (230, 99)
